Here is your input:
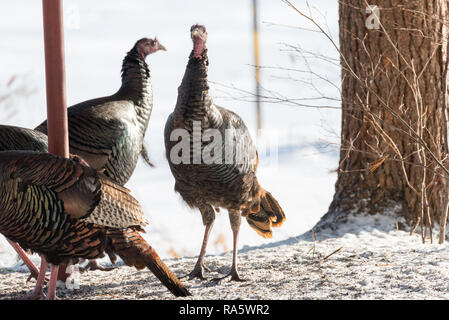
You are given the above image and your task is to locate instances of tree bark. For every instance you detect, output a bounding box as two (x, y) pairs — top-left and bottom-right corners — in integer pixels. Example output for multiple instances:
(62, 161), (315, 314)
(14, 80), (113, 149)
(316, 0), (449, 231)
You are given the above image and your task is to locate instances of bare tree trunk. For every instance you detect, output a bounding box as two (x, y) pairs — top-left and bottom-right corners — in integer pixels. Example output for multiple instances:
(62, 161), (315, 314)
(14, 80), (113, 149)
(316, 0), (449, 233)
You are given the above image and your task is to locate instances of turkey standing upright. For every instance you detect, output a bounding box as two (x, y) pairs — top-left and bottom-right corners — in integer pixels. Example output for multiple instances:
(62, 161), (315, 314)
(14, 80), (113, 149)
(164, 25), (286, 281)
(35, 37), (166, 185)
(0, 151), (191, 299)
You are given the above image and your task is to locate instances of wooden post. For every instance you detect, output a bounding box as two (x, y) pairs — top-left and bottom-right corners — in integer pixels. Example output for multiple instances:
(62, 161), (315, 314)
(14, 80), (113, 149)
(253, 0), (262, 135)
(42, 0), (69, 281)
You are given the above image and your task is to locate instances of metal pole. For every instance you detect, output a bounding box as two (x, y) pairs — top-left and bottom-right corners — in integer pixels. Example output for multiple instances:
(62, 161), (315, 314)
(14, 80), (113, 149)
(42, 0), (69, 282)
(42, 0), (69, 158)
(253, 0), (262, 135)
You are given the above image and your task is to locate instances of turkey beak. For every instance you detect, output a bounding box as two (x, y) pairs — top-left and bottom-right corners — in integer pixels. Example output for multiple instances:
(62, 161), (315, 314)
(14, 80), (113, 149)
(158, 43), (167, 51)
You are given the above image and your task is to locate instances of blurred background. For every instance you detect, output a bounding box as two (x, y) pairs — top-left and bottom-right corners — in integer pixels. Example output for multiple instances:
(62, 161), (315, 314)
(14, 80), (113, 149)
(0, 0), (340, 265)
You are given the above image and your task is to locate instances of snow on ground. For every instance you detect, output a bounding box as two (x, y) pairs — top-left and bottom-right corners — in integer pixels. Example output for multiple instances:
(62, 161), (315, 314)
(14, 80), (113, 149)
(2, 214), (449, 300)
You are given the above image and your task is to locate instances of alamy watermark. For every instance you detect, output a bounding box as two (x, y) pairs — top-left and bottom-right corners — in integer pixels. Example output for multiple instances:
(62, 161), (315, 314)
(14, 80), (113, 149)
(65, 264), (80, 290)
(168, 121), (279, 169)
(56, 264), (80, 290)
(366, 5), (380, 30)
(64, 0), (81, 30)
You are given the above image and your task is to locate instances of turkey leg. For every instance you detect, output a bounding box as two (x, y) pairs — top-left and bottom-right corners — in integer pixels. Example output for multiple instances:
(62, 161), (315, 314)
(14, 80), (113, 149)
(183, 205), (215, 280)
(6, 239), (42, 282)
(212, 211), (245, 282)
(23, 257), (48, 300)
(46, 265), (60, 300)
(184, 222), (213, 280)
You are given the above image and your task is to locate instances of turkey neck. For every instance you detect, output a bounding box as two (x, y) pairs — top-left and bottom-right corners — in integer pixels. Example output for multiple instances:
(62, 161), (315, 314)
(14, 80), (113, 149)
(116, 48), (153, 130)
(175, 50), (221, 129)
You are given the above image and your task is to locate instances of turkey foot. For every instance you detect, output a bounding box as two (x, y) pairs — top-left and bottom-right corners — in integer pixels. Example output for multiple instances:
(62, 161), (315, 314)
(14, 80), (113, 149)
(181, 221), (214, 281)
(79, 260), (115, 273)
(26, 270), (49, 284)
(21, 289), (47, 300)
(211, 268), (246, 283)
(182, 263), (210, 280)
(21, 256), (48, 300)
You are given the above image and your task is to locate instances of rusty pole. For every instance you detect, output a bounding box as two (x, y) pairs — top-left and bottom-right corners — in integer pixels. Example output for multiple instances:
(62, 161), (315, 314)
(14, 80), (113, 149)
(42, 0), (69, 157)
(42, 0), (69, 281)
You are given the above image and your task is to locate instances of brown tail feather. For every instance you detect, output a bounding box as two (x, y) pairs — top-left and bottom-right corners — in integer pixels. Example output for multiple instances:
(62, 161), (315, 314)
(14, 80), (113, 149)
(246, 190), (286, 239)
(108, 229), (191, 297)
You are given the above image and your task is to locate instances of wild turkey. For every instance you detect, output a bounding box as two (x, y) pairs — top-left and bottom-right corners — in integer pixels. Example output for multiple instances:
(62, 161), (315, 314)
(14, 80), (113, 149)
(35, 37), (166, 185)
(0, 124), (108, 275)
(164, 25), (286, 281)
(0, 125), (49, 280)
(0, 151), (191, 299)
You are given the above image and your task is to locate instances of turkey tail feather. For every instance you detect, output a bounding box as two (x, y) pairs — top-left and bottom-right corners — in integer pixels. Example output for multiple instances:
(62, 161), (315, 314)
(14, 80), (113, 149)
(246, 189), (286, 239)
(108, 229), (191, 297)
